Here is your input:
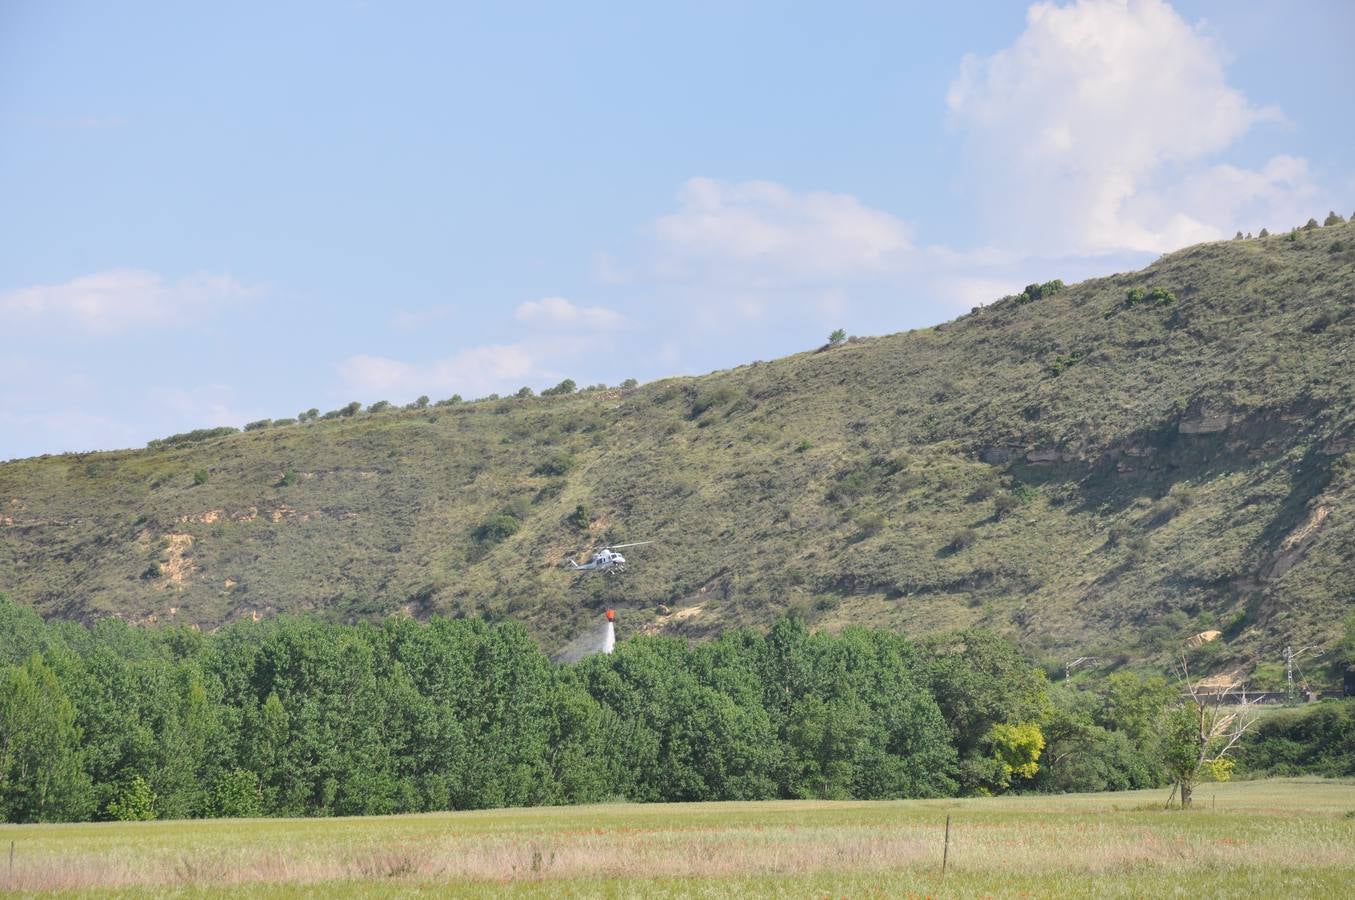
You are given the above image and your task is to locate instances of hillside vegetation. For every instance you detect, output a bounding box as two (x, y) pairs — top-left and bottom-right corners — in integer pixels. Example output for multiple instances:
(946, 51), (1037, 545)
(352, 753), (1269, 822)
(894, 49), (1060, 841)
(3, 222), (1354, 676)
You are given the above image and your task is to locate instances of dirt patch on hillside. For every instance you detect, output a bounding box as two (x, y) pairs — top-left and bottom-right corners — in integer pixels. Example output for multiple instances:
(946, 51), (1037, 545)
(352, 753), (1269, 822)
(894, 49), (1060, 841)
(640, 604), (705, 635)
(1280, 504), (1330, 551)
(160, 533), (196, 587)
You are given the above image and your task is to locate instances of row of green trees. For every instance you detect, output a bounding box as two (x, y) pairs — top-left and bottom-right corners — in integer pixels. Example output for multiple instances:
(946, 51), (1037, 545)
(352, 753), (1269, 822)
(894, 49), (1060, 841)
(0, 595), (1275, 824)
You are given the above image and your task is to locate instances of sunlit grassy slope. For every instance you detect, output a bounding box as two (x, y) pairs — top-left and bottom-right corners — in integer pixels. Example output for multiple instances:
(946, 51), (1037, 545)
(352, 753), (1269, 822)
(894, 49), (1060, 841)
(2, 224), (1354, 671)
(2, 779), (1352, 897)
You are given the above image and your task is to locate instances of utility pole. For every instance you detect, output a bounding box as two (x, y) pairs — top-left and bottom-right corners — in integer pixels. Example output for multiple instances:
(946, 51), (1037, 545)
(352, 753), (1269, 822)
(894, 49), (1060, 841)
(1285, 645), (1294, 702)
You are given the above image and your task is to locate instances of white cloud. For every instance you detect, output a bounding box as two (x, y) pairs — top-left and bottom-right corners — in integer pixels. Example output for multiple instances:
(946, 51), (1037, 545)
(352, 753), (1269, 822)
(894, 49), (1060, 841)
(147, 384), (261, 430)
(947, 0), (1311, 254)
(0, 410), (141, 460)
(1, 269), (258, 332)
(514, 296), (624, 331)
(338, 344), (541, 399)
(389, 306), (458, 329)
(936, 277), (1025, 311)
(653, 177), (914, 282)
(593, 252), (630, 285)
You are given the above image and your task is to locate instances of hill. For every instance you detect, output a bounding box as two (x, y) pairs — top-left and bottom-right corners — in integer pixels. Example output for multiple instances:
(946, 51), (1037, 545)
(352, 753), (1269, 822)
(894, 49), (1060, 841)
(3, 221), (1354, 678)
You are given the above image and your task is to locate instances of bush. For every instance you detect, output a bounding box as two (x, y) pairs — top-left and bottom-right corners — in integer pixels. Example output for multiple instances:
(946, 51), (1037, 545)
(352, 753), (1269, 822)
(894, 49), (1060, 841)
(541, 379), (576, 397)
(1324, 211), (1346, 226)
(1303, 218), (1319, 231)
(993, 493), (1020, 519)
(1048, 351), (1082, 376)
(244, 419), (272, 431)
(534, 451), (575, 477)
(474, 514), (520, 544)
(1258, 228), (1269, 238)
(1017, 280), (1064, 305)
(107, 775), (157, 821)
(211, 768), (262, 818)
(516, 386), (534, 399)
(272, 418), (297, 427)
(339, 401), (361, 417)
(620, 378), (638, 389)
(794, 439), (812, 453)
(278, 469), (298, 487)
(946, 528), (977, 553)
(1125, 286), (1174, 307)
(367, 401), (391, 413)
(855, 511), (886, 537)
(1144, 495), (1182, 528)
(192, 469), (209, 486)
(828, 328), (847, 345)
(568, 503), (590, 529)
(1124, 533), (1151, 565)
(146, 426), (238, 450)
(415, 395), (430, 408)
(690, 386), (739, 418)
(433, 395), (462, 407)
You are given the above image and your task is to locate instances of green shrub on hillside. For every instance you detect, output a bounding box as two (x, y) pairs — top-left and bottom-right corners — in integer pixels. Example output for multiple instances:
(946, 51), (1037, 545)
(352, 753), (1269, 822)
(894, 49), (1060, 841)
(1048, 351), (1082, 376)
(542, 379), (576, 397)
(146, 426), (238, 450)
(534, 451), (575, 477)
(946, 528), (977, 553)
(855, 511), (886, 537)
(1323, 211), (1345, 227)
(192, 469), (209, 486)
(368, 401), (391, 413)
(568, 503), (590, 529)
(474, 514), (520, 544)
(1016, 280), (1065, 305)
(244, 419), (272, 431)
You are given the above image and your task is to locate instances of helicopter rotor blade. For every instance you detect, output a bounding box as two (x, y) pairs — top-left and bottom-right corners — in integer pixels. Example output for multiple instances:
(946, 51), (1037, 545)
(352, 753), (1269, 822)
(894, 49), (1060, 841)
(604, 541), (654, 550)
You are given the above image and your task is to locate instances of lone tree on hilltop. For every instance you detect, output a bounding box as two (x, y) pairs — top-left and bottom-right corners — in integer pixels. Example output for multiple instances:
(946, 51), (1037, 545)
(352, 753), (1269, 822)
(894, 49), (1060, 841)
(828, 328), (847, 346)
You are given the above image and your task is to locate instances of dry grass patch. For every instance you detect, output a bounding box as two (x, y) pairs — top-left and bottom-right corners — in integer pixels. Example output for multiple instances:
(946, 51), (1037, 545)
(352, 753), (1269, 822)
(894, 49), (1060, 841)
(2, 779), (1354, 896)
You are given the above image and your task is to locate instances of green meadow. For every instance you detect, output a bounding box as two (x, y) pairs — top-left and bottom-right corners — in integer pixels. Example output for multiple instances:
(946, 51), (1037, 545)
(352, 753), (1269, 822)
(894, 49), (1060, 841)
(3, 778), (1352, 897)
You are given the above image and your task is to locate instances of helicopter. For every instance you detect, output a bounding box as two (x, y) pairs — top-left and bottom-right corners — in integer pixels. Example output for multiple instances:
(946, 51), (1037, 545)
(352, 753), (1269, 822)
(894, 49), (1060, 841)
(563, 541), (653, 574)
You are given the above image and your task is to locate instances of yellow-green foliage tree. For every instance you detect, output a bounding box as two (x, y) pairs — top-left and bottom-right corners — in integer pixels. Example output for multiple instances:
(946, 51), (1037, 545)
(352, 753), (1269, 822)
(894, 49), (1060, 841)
(984, 722), (1045, 789)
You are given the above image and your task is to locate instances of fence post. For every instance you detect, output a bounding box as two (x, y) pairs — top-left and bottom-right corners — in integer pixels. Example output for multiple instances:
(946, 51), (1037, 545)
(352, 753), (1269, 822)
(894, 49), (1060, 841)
(942, 814), (951, 875)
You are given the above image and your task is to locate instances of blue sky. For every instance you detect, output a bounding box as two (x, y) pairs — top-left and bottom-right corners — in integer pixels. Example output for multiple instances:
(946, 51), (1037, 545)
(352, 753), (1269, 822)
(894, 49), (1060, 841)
(2, 0), (1352, 459)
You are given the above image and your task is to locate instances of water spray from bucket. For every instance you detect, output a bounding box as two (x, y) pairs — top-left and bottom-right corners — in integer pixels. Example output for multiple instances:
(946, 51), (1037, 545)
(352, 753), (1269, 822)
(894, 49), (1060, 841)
(553, 609), (618, 663)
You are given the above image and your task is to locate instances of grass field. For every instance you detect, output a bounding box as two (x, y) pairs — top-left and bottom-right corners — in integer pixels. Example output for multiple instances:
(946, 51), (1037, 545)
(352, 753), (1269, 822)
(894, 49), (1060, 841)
(2, 779), (1352, 897)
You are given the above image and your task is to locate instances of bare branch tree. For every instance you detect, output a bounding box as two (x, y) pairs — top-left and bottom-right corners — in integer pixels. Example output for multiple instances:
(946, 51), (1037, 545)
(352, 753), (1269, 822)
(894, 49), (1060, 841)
(1161, 654), (1259, 809)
